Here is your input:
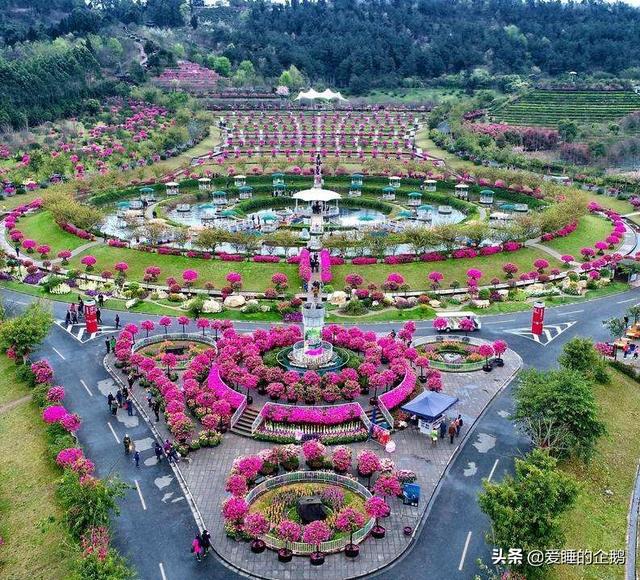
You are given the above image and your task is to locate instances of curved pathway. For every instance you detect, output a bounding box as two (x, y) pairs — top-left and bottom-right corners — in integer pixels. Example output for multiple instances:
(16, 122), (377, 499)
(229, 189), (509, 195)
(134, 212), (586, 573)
(2, 285), (639, 579)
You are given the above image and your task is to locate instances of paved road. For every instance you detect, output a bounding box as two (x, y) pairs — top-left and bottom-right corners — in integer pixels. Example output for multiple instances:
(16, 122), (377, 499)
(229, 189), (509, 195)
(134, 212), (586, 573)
(3, 286), (638, 580)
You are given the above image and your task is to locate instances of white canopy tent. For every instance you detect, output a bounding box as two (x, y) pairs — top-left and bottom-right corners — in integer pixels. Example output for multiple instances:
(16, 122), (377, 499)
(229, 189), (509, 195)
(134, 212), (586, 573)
(295, 88), (348, 102)
(293, 188), (342, 202)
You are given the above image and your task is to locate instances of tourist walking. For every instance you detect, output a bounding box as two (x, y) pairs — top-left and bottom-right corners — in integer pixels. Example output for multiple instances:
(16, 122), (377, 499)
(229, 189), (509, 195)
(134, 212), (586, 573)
(201, 530), (212, 554)
(192, 533), (204, 562)
(105, 338), (111, 354)
(110, 336), (116, 352)
(65, 310), (71, 325)
(133, 450), (140, 468)
(430, 427), (438, 446)
(115, 314), (120, 329)
(107, 392), (114, 409)
(77, 296), (84, 316)
(448, 421), (457, 444)
(98, 293), (104, 307)
(439, 419), (447, 439)
(127, 374), (135, 389)
(146, 388), (153, 407)
(110, 399), (118, 415)
(456, 414), (463, 437)
(126, 398), (133, 416)
(115, 389), (123, 407)
(122, 386), (129, 401)
(96, 308), (102, 324)
(123, 434), (132, 455)
(154, 442), (164, 463)
(153, 400), (161, 422)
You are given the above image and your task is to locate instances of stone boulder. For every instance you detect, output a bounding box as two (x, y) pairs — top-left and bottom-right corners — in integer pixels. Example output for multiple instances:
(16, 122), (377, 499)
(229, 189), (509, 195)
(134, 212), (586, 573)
(429, 299), (441, 308)
(203, 299), (223, 313)
(471, 299), (490, 308)
(328, 291), (348, 306)
(224, 295), (246, 308)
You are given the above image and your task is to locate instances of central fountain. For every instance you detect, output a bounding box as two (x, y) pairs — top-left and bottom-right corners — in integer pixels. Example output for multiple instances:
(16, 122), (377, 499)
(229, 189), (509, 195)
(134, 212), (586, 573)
(287, 155), (343, 371)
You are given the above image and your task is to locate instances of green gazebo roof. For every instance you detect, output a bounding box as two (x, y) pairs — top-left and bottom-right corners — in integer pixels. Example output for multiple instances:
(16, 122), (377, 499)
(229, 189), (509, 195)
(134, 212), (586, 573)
(408, 191), (422, 198)
(418, 204), (433, 211)
(213, 190), (227, 196)
(238, 185), (253, 193)
(480, 189), (495, 195)
(382, 186), (396, 193)
(139, 187), (154, 193)
(271, 172), (285, 178)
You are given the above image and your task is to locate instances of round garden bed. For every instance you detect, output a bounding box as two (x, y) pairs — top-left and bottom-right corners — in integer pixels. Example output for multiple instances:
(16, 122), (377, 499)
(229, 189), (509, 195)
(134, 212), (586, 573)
(244, 471), (374, 555)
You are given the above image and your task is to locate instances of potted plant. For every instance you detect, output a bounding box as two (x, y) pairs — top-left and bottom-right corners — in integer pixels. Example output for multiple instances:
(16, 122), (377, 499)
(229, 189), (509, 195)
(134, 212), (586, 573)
(276, 519), (302, 563)
(303, 520), (331, 566)
(302, 439), (326, 470)
(357, 449), (381, 488)
(365, 496), (390, 539)
(278, 444), (300, 472)
(492, 339), (507, 367)
(244, 513), (269, 553)
(335, 507), (365, 558)
(331, 446), (352, 475)
(478, 343), (494, 372)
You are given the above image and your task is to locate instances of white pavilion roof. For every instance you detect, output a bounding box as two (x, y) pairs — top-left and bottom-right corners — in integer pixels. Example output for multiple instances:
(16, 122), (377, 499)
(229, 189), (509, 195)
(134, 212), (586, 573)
(295, 88), (348, 101)
(293, 187), (342, 202)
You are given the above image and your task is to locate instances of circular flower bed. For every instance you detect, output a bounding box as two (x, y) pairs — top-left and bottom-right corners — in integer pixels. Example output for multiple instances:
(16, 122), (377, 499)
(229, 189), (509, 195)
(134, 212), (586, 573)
(416, 338), (507, 372)
(137, 339), (210, 370)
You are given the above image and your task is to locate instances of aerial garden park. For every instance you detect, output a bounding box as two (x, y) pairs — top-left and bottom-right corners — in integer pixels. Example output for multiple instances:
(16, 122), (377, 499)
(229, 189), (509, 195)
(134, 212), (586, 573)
(0, 105), (636, 323)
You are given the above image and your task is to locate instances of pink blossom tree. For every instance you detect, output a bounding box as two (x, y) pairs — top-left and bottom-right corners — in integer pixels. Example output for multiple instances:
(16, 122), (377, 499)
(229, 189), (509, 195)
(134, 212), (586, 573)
(433, 317), (448, 332)
(276, 520), (302, 559)
(159, 316), (172, 335)
(302, 520), (331, 559)
(177, 315), (190, 333)
(141, 320), (155, 337)
(365, 495), (390, 538)
(244, 512), (269, 552)
(196, 318), (210, 336)
(335, 507), (366, 553)
(428, 271), (444, 289)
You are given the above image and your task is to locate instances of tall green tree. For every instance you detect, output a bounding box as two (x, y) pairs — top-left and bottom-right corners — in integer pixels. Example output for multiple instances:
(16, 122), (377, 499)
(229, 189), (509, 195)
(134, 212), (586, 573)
(479, 449), (577, 578)
(0, 301), (54, 361)
(514, 369), (605, 460)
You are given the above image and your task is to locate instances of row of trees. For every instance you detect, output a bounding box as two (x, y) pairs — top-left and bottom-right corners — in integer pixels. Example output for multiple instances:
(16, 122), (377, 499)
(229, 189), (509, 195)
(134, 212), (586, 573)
(480, 338), (609, 577)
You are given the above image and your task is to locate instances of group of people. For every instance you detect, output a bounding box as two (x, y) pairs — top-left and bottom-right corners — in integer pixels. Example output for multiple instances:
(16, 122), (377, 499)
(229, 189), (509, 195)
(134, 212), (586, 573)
(107, 384), (135, 417)
(430, 414), (464, 446)
(310, 253), (320, 273)
(64, 295), (106, 326)
(191, 530), (212, 562)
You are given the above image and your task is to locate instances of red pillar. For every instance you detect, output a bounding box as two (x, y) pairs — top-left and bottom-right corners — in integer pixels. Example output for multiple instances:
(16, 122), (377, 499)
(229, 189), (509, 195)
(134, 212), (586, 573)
(84, 299), (98, 334)
(531, 301), (545, 336)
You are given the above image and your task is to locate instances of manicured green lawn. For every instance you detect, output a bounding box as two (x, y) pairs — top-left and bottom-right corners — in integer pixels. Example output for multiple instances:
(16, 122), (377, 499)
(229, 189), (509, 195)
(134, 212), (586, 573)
(583, 192), (633, 215)
(332, 247), (564, 290)
(69, 245), (300, 292)
(551, 368), (640, 580)
(0, 357), (76, 579)
(11, 211), (89, 254)
(0, 192), (42, 211)
(543, 214), (614, 256)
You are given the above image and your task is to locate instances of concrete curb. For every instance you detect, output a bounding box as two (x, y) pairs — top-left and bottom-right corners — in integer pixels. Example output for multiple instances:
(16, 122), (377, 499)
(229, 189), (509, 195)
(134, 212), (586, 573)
(103, 355), (258, 579)
(360, 349), (524, 580)
(626, 462), (640, 580)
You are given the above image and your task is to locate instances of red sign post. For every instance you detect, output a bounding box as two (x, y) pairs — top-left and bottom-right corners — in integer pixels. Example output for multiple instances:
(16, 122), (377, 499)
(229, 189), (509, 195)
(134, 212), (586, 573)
(84, 299), (98, 334)
(531, 301), (545, 336)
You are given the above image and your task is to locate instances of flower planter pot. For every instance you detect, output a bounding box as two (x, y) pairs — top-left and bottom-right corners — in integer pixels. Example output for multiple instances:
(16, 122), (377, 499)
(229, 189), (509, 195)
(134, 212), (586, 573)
(278, 548), (293, 563)
(257, 387), (266, 395)
(495, 358), (504, 367)
(250, 539), (266, 554)
(287, 398), (298, 404)
(369, 397), (378, 406)
(482, 364), (492, 373)
(269, 394), (280, 401)
(371, 525), (386, 539)
(310, 552), (325, 566)
(403, 526), (413, 536)
(247, 395), (253, 405)
(345, 544), (359, 558)
(361, 386), (370, 395)
(304, 399), (315, 406)
(219, 425), (228, 434)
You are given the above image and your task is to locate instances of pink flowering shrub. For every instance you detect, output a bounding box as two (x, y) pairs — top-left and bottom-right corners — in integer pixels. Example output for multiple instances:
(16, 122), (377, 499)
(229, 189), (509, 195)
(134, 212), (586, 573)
(302, 520), (331, 550)
(222, 497), (249, 523)
(331, 446), (352, 472)
(46, 386), (65, 402)
(357, 449), (381, 476)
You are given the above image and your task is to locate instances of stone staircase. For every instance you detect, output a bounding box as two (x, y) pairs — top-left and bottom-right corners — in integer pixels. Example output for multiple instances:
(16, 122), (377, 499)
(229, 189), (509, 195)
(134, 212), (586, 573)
(365, 407), (391, 431)
(231, 406), (259, 438)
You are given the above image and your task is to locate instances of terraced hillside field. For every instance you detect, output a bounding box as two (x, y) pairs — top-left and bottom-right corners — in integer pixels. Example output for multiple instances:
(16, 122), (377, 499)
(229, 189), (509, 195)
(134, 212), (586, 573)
(492, 89), (640, 126)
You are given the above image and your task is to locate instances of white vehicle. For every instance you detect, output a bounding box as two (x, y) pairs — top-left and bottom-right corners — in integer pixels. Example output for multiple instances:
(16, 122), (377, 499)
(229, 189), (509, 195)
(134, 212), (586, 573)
(437, 312), (481, 332)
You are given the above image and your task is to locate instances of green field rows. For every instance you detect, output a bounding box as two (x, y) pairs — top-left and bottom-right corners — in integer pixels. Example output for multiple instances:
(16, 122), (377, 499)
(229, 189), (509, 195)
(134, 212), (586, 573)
(492, 90), (640, 126)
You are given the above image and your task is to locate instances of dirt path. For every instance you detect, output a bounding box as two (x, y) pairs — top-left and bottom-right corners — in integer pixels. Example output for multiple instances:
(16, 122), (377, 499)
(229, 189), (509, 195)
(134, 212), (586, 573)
(0, 395), (30, 415)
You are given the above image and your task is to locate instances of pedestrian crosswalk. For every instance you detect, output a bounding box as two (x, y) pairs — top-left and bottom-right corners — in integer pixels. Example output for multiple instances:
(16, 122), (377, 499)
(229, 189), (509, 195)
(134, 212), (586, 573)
(505, 321), (577, 346)
(55, 320), (120, 343)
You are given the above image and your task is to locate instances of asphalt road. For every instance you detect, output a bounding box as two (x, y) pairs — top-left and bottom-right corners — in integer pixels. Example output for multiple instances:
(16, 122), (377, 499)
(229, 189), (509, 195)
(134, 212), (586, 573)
(3, 285), (638, 580)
